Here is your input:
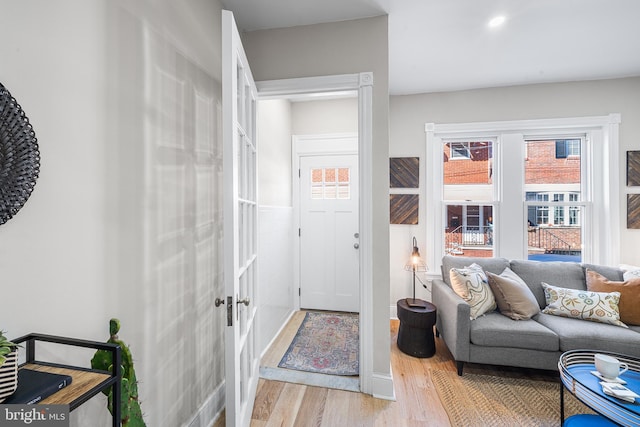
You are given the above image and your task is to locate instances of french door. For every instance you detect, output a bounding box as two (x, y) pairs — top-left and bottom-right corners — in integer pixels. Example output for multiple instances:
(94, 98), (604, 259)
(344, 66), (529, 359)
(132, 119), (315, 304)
(222, 10), (259, 427)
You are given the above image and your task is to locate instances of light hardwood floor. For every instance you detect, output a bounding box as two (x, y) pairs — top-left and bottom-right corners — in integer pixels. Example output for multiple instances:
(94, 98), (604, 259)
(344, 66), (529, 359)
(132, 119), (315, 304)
(214, 314), (558, 426)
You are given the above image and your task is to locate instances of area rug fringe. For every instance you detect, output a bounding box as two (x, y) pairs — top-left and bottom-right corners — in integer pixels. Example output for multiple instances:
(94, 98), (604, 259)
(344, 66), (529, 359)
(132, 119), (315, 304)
(430, 370), (594, 427)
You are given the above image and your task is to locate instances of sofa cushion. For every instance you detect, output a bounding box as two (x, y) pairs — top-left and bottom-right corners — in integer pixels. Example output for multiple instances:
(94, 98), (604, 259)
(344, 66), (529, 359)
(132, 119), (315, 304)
(486, 268), (540, 320)
(449, 264), (497, 320)
(536, 313), (640, 357)
(586, 269), (640, 326)
(510, 260), (585, 308)
(441, 255), (509, 286)
(541, 282), (627, 328)
(470, 312), (559, 351)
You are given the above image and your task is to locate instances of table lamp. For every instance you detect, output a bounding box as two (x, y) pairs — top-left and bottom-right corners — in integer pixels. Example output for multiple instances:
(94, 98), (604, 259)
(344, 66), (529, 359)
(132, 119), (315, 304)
(404, 236), (429, 308)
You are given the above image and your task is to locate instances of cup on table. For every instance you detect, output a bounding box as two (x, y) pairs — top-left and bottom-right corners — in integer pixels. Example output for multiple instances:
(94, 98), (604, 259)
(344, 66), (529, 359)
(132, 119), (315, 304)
(595, 353), (629, 380)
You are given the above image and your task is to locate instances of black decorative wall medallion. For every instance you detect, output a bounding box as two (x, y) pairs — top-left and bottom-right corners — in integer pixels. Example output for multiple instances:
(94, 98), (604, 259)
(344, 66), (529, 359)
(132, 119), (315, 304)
(0, 82), (40, 224)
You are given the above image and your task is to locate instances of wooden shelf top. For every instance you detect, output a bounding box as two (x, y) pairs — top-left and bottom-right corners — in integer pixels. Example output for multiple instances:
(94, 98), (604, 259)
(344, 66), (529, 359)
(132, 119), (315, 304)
(22, 363), (111, 405)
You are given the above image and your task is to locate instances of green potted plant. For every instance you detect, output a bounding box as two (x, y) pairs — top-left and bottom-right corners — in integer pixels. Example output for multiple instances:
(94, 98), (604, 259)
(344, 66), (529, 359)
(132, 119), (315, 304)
(0, 331), (19, 402)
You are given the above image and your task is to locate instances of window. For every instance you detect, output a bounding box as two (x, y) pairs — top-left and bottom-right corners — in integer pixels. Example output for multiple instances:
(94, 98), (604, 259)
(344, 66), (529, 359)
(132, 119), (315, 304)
(553, 194), (565, 225)
(311, 167), (350, 200)
(442, 139), (495, 257)
(426, 115), (621, 268)
(569, 193), (580, 225)
(449, 142), (471, 159)
(525, 138), (582, 260)
(555, 139), (581, 158)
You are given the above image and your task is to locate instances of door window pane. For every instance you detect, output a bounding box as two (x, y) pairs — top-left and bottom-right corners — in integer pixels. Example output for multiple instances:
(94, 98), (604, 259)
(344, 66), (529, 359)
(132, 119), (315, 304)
(310, 167), (351, 200)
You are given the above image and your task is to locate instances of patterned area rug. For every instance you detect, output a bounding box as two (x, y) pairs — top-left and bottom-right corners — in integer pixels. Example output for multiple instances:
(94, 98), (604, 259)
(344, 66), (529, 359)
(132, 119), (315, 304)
(431, 370), (595, 427)
(278, 311), (359, 376)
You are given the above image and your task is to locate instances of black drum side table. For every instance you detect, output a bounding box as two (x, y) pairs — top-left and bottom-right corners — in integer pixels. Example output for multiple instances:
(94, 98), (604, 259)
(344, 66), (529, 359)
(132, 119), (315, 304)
(396, 299), (437, 358)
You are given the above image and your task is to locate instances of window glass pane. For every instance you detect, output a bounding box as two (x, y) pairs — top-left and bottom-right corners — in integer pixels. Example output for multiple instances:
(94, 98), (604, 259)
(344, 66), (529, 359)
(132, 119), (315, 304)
(310, 167), (350, 200)
(444, 204), (494, 258)
(450, 142), (471, 159)
(527, 205), (582, 262)
(324, 185), (336, 199)
(525, 138), (582, 262)
(337, 184), (350, 199)
(525, 139), (581, 201)
(311, 169), (322, 183)
(311, 186), (323, 199)
(325, 168), (336, 183)
(443, 140), (493, 201)
(338, 168), (349, 183)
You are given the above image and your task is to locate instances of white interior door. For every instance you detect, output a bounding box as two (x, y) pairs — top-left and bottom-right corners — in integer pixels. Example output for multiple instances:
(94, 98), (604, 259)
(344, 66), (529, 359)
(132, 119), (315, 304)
(299, 154), (360, 312)
(222, 10), (259, 427)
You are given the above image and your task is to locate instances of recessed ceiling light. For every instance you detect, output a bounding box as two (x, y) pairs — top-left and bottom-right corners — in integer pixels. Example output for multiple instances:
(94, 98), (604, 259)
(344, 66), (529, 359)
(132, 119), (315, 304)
(488, 15), (506, 29)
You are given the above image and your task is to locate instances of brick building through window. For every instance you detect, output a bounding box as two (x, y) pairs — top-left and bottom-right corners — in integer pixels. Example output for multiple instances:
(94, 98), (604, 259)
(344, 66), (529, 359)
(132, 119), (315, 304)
(443, 138), (582, 259)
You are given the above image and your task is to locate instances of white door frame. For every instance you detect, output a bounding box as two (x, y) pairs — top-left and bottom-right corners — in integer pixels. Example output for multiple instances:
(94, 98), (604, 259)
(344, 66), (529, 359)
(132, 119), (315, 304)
(293, 133), (359, 312)
(257, 73), (375, 395)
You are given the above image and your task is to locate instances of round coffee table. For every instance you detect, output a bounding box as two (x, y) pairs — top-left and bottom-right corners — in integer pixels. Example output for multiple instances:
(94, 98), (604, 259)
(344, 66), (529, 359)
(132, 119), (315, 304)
(559, 350), (640, 426)
(396, 299), (437, 358)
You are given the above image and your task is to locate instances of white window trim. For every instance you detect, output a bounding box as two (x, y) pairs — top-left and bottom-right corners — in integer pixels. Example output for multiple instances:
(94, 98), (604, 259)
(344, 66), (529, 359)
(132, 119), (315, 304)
(425, 114), (620, 271)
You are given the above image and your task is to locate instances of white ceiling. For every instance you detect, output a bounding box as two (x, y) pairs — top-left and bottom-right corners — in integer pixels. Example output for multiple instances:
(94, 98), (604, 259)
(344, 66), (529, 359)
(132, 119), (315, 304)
(221, 0), (640, 95)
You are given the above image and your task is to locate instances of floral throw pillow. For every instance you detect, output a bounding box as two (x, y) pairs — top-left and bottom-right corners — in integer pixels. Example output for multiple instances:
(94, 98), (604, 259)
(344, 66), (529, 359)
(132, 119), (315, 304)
(541, 282), (627, 328)
(450, 264), (496, 320)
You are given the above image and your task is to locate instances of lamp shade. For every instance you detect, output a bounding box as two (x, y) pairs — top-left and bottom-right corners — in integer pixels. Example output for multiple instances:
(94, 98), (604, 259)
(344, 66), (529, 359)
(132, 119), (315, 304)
(404, 237), (428, 308)
(404, 237), (428, 272)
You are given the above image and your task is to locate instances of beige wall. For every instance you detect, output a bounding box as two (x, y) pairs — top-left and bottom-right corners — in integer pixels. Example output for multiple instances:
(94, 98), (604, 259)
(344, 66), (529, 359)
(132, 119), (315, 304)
(292, 97), (359, 135)
(390, 76), (640, 305)
(0, 1), (225, 426)
(244, 16), (391, 379)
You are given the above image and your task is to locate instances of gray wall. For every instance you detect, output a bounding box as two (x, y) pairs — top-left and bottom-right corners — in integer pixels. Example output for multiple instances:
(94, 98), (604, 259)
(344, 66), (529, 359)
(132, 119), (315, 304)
(389, 76), (640, 307)
(245, 14), (391, 379)
(0, 1), (225, 426)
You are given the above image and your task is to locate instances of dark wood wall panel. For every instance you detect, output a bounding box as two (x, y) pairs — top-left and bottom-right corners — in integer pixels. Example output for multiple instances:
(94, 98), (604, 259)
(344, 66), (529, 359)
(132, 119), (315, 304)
(390, 157), (419, 188)
(390, 194), (419, 224)
(628, 194), (640, 229)
(628, 151), (640, 186)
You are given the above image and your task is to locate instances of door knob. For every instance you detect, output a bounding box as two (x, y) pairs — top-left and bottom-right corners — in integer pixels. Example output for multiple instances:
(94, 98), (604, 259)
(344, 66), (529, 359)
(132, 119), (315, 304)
(237, 297), (250, 306)
(215, 297), (225, 307)
(354, 243), (360, 249)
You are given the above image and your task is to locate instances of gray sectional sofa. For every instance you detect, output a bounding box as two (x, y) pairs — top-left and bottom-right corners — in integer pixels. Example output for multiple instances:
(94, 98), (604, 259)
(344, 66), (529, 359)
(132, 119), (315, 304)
(432, 255), (640, 375)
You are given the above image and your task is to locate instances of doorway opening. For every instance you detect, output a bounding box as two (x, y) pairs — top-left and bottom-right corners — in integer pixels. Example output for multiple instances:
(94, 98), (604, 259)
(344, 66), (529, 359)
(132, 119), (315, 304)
(255, 74), (374, 393)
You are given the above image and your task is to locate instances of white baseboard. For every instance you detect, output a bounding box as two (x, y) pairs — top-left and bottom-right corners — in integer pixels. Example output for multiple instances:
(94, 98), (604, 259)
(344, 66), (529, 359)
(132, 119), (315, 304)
(185, 381), (225, 427)
(390, 304), (398, 320)
(260, 309), (295, 359)
(371, 369), (395, 401)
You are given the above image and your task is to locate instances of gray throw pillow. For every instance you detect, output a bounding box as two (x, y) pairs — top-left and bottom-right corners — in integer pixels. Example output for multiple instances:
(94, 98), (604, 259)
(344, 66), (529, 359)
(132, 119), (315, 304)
(486, 267), (540, 320)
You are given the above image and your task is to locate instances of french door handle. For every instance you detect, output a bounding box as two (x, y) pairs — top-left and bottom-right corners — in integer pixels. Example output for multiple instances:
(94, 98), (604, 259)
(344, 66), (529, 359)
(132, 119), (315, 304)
(354, 243), (360, 249)
(237, 297), (250, 306)
(215, 297), (225, 307)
